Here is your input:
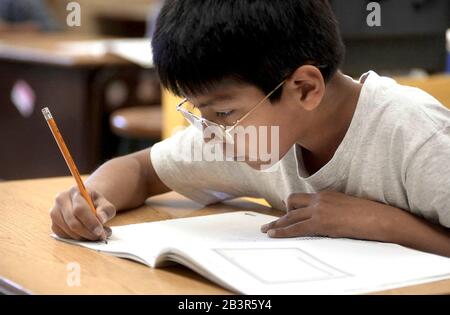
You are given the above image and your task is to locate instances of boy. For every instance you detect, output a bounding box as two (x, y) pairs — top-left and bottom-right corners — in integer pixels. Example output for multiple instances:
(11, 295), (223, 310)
(50, 0), (450, 257)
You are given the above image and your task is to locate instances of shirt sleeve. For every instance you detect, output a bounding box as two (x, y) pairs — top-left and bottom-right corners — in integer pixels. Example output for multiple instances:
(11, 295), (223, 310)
(405, 126), (450, 228)
(150, 126), (249, 206)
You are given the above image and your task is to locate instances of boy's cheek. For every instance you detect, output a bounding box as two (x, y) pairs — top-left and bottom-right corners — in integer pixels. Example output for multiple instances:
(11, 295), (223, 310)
(200, 123), (293, 168)
(227, 130), (293, 170)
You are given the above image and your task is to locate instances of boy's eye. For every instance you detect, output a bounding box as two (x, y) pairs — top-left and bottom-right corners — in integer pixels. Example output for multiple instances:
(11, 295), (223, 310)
(215, 110), (234, 118)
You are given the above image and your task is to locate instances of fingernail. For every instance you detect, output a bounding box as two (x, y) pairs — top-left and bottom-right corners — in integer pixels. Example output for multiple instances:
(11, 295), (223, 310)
(268, 229), (275, 237)
(94, 226), (103, 236)
(102, 231), (108, 243)
(104, 226), (112, 237)
(99, 213), (108, 224)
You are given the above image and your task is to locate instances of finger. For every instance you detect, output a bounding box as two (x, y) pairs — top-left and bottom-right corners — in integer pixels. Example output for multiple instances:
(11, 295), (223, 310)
(94, 199), (116, 224)
(286, 193), (314, 211)
(72, 192), (105, 239)
(261, 209), (312, 233)
(89, 189), (100, 200)
(267, 220), (315, 238)
(261, 218), (280, 233)
(61, 193), (102, 241)
(50, 206), (83, 241)
(104, 226), (112, 238)
(51, 222), (70, 239)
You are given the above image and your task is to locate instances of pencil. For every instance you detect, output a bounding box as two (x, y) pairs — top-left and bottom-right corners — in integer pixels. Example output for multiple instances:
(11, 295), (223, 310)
(42, 107), (107, 243)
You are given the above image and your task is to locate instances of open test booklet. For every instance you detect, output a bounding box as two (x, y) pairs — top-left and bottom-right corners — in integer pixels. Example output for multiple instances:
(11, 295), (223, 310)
(53, 211), (450, 294)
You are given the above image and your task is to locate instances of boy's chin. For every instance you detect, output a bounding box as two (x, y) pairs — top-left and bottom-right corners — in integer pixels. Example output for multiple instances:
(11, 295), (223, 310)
(240, 159), (260, 169)
(233, 158), (280, 172)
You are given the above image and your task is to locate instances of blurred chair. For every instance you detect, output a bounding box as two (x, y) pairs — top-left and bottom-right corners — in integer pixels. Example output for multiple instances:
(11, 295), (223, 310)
(395, 75), (450, 109)
(110, 105), (162, 153)
(161, 89), (188, 139)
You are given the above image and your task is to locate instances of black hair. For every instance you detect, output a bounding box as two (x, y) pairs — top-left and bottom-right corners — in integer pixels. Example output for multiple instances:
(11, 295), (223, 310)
(152, 0), (345, 102)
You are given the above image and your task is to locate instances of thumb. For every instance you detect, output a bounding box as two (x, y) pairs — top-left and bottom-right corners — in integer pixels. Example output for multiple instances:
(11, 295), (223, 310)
(95, 201), (116, 224)
(104, 226), (112, 238)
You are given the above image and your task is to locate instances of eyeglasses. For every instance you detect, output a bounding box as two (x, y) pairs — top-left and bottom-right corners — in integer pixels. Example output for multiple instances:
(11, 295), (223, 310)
(176, 80), (285, 144)
(175, 65), (327, 144)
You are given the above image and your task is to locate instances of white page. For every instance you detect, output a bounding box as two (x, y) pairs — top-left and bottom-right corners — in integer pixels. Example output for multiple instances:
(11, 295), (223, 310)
(53, 211), (450, 294)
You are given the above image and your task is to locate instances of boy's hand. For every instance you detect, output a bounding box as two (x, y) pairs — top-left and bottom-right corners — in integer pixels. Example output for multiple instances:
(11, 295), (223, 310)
(50, 186), (116, 241)
(261, 191), (377, 239)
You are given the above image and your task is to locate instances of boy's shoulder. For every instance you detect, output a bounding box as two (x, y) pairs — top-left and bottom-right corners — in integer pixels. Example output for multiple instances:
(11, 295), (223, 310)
(363, 71), (450, 142)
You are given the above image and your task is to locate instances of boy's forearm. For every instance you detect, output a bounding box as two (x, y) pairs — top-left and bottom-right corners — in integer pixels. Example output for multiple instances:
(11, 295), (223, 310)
(84, 149), (168, 211)
(264, 191), (450, 257)
(368, 204), (450, 257)
(85, 156), (149, 211)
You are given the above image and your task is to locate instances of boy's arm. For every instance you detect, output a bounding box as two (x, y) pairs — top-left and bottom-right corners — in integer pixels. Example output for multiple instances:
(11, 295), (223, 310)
(50, 148), (170, 241)
(261, 191), (450, 257)
(263, 128), (450, 257)
(85, 148), (170, 211)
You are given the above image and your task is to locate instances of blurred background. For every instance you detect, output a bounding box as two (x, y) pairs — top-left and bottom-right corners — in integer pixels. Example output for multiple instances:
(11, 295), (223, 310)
(0, 0), (449, 181)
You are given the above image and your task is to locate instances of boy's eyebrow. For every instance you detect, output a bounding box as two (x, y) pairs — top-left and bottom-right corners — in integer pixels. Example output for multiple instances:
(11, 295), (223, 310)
(197, 94), (233, 108)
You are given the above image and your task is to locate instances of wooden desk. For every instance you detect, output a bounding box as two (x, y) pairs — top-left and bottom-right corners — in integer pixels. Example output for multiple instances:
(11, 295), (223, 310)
(1, 176), (449, 294)
(0, 34), (150, 180)
(0, 33), (132, 66)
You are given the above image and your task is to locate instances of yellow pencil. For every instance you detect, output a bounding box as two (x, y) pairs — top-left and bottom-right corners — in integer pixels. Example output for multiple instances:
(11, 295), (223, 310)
(42, 107), (107, 243)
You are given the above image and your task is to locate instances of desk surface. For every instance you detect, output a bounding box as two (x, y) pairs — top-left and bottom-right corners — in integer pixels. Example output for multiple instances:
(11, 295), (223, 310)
(0, 33), (135, 66)
(1, 176), (449, 295)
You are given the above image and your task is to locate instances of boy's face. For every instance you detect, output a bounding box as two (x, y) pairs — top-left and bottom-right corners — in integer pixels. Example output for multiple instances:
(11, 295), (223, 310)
(186, 73), (320, 170)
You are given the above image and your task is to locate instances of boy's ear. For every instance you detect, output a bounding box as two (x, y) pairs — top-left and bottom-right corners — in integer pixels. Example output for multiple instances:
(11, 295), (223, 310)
(285, 65), (325, 111)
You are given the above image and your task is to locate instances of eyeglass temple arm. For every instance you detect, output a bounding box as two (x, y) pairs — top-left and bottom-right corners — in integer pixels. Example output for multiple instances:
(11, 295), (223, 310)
(230, 80), (286, 129)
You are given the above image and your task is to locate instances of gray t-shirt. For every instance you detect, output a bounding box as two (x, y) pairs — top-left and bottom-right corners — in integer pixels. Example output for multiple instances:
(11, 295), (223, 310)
(151, 71), (450, 228)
